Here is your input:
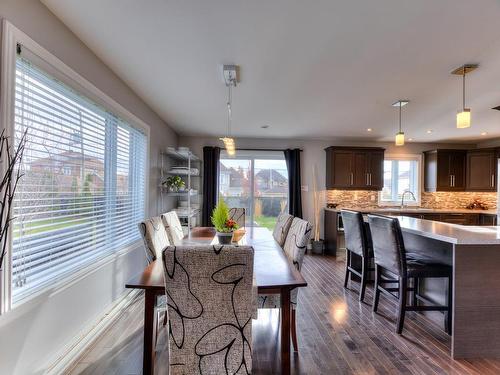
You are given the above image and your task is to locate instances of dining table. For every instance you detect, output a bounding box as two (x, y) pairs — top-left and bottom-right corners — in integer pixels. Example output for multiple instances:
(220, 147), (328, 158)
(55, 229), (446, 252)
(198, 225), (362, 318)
(125, 226), (308, 375)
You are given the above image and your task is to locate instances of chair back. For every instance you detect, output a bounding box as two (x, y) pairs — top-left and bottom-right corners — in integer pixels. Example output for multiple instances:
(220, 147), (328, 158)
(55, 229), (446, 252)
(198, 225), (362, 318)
(138, 216), (170, 263)
(162, 245), (254, 375)
(341, 209), (371, 258)
(229, 207), (246, 228)
(272, 212), (293, 246)
(161, 211), (184, 245)
(367, 215), (407, 277)
(283, 217), (313, 272)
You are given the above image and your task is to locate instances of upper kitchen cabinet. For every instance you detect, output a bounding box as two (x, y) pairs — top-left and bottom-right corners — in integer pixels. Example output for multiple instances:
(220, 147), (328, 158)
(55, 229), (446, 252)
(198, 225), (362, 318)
(325, 146), (384, 190)
(466, 149), (497, 191)
(424, 149), (466, 192)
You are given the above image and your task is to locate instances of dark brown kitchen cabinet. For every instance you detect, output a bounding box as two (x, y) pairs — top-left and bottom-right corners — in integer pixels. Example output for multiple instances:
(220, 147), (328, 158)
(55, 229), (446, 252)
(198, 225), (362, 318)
(424, 149), (466, 192)
(466, 149), (497, 192)
(325, 147), (384, 190)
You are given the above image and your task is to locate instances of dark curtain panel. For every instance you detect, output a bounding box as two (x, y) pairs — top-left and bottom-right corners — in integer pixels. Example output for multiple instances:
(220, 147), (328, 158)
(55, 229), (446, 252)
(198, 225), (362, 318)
(202, 146), (221, 226)
(284, 148), (303, 218)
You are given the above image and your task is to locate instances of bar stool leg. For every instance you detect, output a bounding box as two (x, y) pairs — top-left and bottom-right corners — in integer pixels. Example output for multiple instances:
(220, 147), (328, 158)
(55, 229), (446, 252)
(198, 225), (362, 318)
(344, 249), (351, 288)
(412, 277), (419, 306)
(360, 255), (368, 302)
(372, 265), (381, 312)
(445, 275), (453, 335)
(396, 277), (408, 334)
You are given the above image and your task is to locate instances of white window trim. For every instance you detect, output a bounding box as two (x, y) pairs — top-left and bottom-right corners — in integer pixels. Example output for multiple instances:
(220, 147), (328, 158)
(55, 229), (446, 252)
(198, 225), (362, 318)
(378, 153), (422, 207)
(0, 20), (151, 313)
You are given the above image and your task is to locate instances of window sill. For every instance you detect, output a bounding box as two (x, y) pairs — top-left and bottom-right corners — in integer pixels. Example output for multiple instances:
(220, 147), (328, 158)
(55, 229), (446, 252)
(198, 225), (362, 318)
(10, 240), (144, 310)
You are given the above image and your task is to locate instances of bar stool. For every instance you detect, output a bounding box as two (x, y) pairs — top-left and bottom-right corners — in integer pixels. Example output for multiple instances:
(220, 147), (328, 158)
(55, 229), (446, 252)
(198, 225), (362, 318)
(341, 210), (374, 302)
(368, 214), (452, 334)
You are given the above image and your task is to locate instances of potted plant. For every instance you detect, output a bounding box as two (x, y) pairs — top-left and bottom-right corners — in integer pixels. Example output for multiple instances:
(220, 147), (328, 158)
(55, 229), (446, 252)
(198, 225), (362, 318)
(311, 164), (324, 254)
(163, 175), (185, 192)
(211, 198), (239, 244)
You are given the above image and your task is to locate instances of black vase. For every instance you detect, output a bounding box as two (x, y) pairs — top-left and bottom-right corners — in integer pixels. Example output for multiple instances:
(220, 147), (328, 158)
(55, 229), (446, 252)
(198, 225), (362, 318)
(216, 232), (233, 244)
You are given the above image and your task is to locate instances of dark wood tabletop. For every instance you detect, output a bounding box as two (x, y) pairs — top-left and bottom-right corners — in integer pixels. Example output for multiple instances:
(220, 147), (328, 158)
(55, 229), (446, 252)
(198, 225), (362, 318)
(125, 226), (307, 291)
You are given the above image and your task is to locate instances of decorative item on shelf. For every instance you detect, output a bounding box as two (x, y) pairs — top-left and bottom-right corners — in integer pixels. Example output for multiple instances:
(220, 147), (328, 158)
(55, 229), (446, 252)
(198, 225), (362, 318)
(211, 198), (239, 244)
(392, 100), (409, 146)
(163, 175), (185, 192)
(452, 64), (478, 129)
(219, 64), (239, 156)
(311, 164), (324, 254)
(0, 129), (27, 270)
(466, 198), (488, 210)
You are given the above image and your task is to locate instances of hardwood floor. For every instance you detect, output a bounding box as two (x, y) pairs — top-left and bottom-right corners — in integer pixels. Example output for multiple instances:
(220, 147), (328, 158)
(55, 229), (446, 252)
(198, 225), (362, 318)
(69, 254), (500, 375)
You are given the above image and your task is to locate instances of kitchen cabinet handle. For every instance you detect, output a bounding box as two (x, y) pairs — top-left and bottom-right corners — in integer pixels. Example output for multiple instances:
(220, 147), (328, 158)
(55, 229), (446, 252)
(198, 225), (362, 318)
(366, 173), (369, 186)
(492, 174), (495, 188)
(369, 173), (372, 186)
(350, 172), (353, 186)
(450, 175), (453, 187)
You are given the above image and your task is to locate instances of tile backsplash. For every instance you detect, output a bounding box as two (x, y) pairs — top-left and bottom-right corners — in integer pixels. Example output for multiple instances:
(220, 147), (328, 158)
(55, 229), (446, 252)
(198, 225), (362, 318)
(326, 190), (497, 210)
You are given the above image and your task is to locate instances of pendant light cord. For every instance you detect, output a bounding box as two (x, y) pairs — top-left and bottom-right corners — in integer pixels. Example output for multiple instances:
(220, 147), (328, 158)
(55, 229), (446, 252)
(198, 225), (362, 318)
(462, 67), (466, 110)
(227, 83), (232, 137)
(399, 102), (402, 133)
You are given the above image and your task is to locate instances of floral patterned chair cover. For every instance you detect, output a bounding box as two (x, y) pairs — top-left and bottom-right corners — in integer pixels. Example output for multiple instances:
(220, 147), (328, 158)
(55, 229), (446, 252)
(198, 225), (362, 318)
(272, 212), (294, 246)
(162, 244), (255, 375)
(161, 211), (185, 245)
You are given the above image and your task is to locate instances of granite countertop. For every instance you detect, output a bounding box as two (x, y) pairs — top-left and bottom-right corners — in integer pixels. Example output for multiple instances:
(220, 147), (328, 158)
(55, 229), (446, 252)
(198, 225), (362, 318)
(394, 215), (500, 245)
(325, 207), (498, 215)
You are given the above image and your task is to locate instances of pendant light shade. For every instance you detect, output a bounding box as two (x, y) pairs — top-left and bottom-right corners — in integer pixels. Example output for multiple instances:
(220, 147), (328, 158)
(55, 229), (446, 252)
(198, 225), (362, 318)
(393, 100), (409, 147)
(453, 64), (477, 129)
(395, 131), (405, 146)
(456, 108), (471, 129)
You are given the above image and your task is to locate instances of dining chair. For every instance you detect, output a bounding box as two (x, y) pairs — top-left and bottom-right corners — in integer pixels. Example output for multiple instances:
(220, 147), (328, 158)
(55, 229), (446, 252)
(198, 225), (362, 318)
(260, 217), (312, 351)
(229, 207), (246, 228)
(368, 214), (452, 334)
(162, 244), (256, 374)
(138, 216), (170, 263)
(341, 209), (374, 302)
(272, 211), (294, 246)
(138, 216), (171, 339)
(161, 211), (184, 245)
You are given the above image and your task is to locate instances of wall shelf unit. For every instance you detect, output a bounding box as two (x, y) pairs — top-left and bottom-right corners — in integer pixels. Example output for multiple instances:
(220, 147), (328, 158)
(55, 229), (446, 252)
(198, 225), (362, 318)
(160, 148), (202, 235)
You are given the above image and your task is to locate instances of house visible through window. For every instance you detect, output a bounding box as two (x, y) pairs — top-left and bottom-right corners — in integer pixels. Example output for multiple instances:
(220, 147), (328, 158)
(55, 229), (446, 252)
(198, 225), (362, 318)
(219, 150), (288, 230)
(380, 156), (420, 205)
(11, 51), (147, 305)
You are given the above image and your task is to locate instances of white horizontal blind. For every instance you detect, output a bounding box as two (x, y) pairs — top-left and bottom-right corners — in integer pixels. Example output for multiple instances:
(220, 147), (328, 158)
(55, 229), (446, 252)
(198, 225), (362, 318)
(12, 54), (147, 304)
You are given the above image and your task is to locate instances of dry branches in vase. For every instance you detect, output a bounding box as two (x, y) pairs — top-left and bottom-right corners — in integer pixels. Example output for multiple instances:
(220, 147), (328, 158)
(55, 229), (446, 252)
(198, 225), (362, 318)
(0, 129), (28, 270)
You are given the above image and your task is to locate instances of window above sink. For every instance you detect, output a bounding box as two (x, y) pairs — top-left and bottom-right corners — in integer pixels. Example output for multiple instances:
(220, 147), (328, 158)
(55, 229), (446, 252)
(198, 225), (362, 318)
(379, 154), (422, 207)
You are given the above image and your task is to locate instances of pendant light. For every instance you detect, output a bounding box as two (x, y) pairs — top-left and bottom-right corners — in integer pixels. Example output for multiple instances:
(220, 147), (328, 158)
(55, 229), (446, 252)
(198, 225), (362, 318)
(453, 64), (477, 129)
(220, 65), (238, 156)
(393, 100), (409, 146)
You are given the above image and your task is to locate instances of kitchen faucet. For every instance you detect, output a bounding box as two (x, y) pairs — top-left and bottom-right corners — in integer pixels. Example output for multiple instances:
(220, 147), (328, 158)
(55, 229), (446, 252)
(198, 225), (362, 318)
(401, 190), (417, 209)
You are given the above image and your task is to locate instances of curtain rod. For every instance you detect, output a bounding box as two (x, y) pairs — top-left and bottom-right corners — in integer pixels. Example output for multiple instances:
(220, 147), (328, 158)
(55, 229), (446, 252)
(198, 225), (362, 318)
(235, 148), (303, 152)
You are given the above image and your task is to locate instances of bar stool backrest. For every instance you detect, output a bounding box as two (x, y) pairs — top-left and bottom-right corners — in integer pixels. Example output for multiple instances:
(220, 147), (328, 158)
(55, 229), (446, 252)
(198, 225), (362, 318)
(367, 214), (407, 277)
(341, 210), (370, 258)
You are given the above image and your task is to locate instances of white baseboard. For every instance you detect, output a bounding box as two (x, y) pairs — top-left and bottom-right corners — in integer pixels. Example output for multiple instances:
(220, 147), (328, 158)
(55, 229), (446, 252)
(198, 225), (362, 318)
(44, 289), (141, 375)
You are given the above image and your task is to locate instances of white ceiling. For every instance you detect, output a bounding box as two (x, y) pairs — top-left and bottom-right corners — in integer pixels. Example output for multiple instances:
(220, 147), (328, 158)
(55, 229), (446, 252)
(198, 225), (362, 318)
(42, 0), (500, 143)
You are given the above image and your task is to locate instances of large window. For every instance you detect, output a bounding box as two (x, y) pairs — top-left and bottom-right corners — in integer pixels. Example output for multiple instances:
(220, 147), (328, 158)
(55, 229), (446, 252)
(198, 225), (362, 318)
(10, 53), (147, 304)
(219, 150), (288, 230)
(380, 155), (420, 206)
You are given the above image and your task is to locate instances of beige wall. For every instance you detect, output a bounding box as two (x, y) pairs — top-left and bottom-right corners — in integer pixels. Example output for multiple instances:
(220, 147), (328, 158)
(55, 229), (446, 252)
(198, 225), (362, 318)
(179, 135), (476, 237)
(0, 1), (177, 374)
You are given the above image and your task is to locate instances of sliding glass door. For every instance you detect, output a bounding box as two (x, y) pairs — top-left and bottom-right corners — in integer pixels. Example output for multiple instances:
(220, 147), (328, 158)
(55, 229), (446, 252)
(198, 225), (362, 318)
(219, 150), (288, 230)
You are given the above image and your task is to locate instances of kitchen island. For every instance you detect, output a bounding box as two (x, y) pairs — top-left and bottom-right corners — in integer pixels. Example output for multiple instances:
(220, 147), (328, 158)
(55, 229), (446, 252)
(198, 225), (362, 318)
(381, 216), (500, 359)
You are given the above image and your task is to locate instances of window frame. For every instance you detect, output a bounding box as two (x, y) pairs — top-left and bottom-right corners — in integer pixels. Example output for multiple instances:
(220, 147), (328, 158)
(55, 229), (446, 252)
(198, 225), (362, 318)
(0, 20), (150, 313)
(378, 153), (422, 207)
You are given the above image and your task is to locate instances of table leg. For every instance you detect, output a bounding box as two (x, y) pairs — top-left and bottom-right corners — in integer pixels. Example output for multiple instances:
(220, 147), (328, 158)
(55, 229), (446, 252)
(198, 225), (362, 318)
(280, 288), (291, 375)
(143, 290), (156, 375)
